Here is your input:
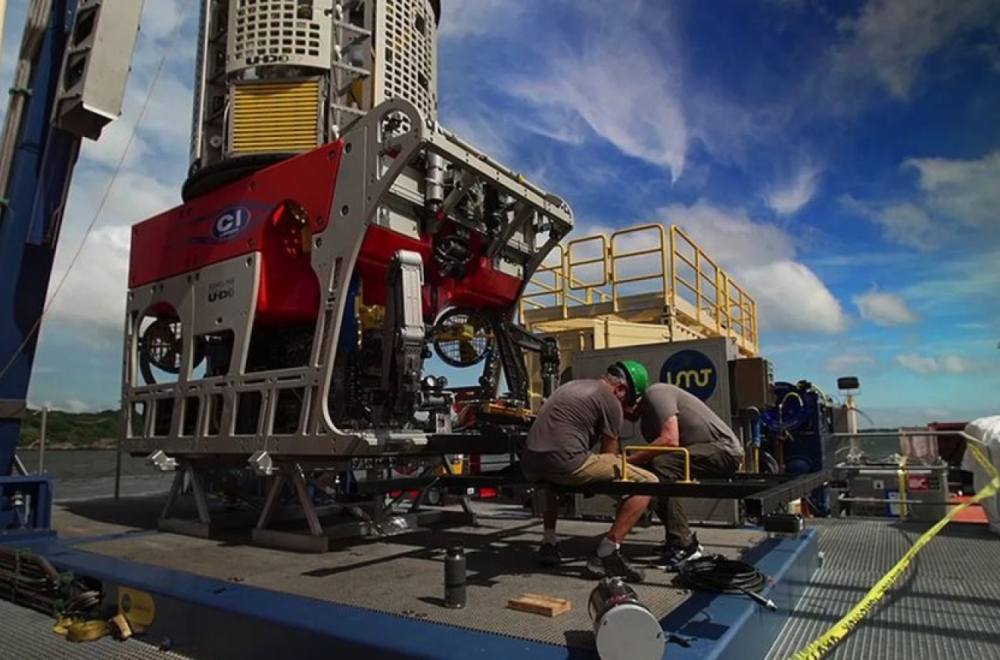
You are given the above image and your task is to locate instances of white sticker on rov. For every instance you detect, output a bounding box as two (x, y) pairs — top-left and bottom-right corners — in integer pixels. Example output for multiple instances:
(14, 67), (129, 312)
(208, 278), (235, 303)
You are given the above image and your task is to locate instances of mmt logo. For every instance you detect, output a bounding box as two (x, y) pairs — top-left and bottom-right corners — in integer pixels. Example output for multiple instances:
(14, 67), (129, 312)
(660, 350), (717, 401)
(211, 207), (251, 240)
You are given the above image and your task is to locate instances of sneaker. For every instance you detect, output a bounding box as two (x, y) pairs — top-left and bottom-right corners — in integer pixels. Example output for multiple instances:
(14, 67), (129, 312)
(655, 536), (703, 571)
(586, 549), (646, 583)
(539, 543), (562, 567)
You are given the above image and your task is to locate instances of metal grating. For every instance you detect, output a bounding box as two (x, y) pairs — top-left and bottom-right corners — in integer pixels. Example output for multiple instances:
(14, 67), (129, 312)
(0, 598), (193, 660)
(228, 0), (333, 73)
(230, 79), (322, 154)
(375, 0), (437, 121)
(766, 518), (1000, 659)
(69, 510), (763, 650)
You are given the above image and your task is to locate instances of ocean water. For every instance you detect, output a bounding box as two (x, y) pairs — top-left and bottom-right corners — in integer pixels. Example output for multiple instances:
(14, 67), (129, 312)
(15, 449), (175, 502)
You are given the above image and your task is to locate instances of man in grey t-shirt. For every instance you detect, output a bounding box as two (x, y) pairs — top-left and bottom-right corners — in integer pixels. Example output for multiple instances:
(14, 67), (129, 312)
(520, 361), (657, 583)
(628, 383), (744, 570)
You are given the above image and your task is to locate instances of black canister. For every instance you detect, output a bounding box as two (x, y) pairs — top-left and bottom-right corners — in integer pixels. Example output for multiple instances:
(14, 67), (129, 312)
(444, 545), (467, 609)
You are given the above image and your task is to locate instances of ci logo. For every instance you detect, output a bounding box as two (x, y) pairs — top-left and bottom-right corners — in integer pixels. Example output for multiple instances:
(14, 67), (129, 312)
(211, 207), (251, 240)
(660, 350), (717, 401)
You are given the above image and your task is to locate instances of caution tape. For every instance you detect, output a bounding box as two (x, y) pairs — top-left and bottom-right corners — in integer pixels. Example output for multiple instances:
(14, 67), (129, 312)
(792, 442), (999, 660)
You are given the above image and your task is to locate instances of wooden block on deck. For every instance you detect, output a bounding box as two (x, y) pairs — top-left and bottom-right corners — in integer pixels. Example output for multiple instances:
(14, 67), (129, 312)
(507, 593), (572, 617)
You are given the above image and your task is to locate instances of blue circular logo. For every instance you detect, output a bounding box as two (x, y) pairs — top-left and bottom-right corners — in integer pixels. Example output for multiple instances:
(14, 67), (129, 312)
(660, 350), (717, 401)
(211, 207), (251, 240)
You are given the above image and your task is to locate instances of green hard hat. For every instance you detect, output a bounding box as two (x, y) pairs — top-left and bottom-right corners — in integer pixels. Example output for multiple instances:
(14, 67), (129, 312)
(612, 359), (649, 404)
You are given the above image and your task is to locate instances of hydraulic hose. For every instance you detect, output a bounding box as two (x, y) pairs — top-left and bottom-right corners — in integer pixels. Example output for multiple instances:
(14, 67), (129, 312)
(679, 555), (776, 611)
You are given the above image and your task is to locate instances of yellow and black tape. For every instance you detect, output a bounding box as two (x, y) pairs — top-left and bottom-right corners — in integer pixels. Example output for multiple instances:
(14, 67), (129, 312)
(792, 442), (999, 660)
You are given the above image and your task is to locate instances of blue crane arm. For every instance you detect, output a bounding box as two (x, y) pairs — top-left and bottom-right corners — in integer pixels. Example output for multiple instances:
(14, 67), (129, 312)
(0, 0), (82, 477)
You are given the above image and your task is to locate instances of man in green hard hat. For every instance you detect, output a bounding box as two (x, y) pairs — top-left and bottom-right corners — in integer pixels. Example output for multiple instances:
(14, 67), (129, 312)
(520, 360), (655, 583)
(629, 382), (744, 571)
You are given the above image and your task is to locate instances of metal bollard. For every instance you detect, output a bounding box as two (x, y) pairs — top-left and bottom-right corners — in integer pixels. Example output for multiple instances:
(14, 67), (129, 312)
(588, 577), (664, 660)
(444, 545), (467, 609)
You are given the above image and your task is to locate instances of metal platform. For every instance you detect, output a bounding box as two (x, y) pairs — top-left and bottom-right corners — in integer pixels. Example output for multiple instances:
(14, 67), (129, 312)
(0, 597), (192, 660)
(766, 518), (1000, 659)
(0, 494), (819, 659)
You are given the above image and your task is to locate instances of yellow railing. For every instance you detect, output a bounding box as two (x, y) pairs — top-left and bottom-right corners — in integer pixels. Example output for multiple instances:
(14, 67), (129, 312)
(619, 446), (695, 483)
(520, 241), (614, 315)
(610, 224), (670, 314)
(518, 222), (758, 354)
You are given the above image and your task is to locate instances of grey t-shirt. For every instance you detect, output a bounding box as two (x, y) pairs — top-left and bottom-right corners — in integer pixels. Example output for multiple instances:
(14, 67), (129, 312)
(521, 379), (623, 474)
(640, 383), (744, 458)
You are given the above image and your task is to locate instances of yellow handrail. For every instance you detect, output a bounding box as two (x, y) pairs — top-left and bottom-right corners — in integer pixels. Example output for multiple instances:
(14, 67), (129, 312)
(610, 224), (669, 314)
(619, 445), (695, 484)
(519, 222), (759, 354)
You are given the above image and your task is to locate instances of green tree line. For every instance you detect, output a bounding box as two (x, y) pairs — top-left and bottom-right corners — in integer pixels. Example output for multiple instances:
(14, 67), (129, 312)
(17, 409), (120, 449)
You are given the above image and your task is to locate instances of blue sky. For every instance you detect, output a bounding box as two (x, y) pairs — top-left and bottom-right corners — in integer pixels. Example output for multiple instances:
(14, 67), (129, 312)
(2, 0), (998, 426)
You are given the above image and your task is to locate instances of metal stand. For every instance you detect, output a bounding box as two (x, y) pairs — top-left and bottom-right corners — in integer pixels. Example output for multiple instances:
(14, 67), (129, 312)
(408, 457), (478, 526)
(251, 458), (479, 553)
(252, 466), (330, 553)
(158, 461), (215, 538)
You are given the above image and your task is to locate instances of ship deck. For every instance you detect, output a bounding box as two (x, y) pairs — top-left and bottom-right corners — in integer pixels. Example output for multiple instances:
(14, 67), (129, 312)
(4, 494), (817, 659)
(7, 495), (997, 659)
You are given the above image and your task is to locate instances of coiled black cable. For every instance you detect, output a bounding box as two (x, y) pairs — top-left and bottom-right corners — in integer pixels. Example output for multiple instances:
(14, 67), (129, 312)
(679, 555), (776, 610)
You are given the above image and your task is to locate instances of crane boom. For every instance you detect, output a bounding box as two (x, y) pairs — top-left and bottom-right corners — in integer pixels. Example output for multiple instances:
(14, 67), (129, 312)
(0, 0), (142, 537)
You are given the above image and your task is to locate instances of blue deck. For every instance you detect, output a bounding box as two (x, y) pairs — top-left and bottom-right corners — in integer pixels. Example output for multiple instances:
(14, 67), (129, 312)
(3, 521), (818, 659)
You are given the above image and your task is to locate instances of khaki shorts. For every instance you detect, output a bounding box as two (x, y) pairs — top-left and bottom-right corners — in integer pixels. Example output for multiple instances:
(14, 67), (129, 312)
(525, 453), (658, 486)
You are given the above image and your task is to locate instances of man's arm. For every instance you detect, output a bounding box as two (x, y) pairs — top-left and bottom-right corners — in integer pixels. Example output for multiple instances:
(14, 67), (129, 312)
(600, 434), (620, 455)
(628, 415), (680, 465)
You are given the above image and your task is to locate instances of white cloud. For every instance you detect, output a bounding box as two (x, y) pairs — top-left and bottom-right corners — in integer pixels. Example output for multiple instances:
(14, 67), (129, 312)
(45, 225), (132, 346)
(444, 107), (517, 166)
(505, 5), (687, 181)
(876, 203), (948, 250)
(896, 354), (981, 375)
(63, 399), (91, 414)
(438, 0), (526, 39)
(905, 151), (1000, 230)
(853, 289), (919, 326)
(765, 161), (821, 215)
(902, 247), (1000, 311)
(740, 262), (849, 333)
(828, 0), (1000, 102)
(43, 167), (181, 347)
(862, 406), (996, 427)
(825, 353), (877, 374)
(842, 196), (947, 250)
(659, 200), (795, 267)
(25, 5), (195, 354)
(29, 399), (92, 413)
(658, 200), (849, 333)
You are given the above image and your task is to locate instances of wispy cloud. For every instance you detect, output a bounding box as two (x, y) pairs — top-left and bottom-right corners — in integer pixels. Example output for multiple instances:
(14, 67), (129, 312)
(841, 196), (948, 251)
(825, 0), (1000, 104)
(765, 160), (822, 216)
(904, 151), (1000, 231)
(437, 0), (526, 39)
(505, 3), (687, 180)
(825, 353), (877, 374)
(853, 289), (919, 327)
(895, 354), (989, 375)
(902, 247), (1000, 310)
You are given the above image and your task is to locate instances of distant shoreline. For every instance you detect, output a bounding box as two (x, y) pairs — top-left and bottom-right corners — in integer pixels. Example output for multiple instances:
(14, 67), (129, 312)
(18, 444), (119, 452)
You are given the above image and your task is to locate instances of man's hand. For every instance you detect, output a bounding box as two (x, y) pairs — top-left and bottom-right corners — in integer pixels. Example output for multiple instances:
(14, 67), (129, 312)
(627, 451), (650, 465)
(630, 416), (680, 465)
(600, 434), (620, 455)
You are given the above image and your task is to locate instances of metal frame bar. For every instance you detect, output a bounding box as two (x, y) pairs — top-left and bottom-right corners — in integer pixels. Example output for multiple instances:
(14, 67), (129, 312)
(369, 470), (830, 517)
